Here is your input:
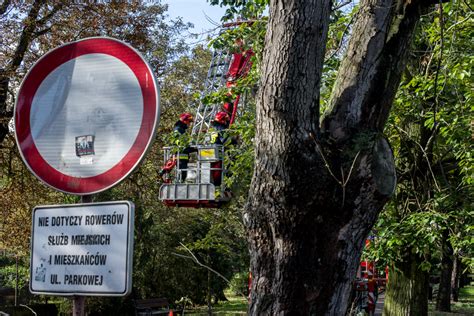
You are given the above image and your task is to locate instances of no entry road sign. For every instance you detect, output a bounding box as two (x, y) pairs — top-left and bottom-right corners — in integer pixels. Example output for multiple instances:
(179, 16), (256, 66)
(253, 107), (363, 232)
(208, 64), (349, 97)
(14, 37), (160, 195)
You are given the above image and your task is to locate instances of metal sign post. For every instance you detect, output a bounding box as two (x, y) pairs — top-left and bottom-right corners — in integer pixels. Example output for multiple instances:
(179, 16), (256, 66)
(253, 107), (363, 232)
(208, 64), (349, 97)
(72, 195), (92, 316)
(72, 296), (85, 316)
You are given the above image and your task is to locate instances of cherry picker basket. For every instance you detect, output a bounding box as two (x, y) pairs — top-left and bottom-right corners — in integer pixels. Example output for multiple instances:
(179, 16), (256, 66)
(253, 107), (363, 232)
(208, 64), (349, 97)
(159, 144), (232, 208)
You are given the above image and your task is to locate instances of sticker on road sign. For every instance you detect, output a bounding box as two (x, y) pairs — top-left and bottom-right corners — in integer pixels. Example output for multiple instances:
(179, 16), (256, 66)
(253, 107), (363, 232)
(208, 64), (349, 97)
(75, 135), (95, 157)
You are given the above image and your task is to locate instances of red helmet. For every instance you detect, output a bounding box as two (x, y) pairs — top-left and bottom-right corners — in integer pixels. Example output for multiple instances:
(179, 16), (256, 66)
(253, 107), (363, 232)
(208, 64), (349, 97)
(214, 111), (230, 125)
(223, 102), (233, 114)
(179, 112), (194, 124)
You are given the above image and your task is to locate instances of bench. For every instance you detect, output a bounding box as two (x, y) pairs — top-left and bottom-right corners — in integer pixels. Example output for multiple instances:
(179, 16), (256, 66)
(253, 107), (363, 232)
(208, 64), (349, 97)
(135, 298), (170, 316)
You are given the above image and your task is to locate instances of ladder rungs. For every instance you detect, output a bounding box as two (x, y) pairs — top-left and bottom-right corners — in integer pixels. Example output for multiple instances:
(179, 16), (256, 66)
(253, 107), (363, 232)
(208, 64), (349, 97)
(210, 62), (228, 68)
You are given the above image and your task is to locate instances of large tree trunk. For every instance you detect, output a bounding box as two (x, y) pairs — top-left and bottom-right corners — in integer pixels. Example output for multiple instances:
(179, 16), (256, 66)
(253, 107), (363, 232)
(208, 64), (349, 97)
(436, 229), (453, 311)
(245, 0), (427, 314)
(383, 254), (429, 316)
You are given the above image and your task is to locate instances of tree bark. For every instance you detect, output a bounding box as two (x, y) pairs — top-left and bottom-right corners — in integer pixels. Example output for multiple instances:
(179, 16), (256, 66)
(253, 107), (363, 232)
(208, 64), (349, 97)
(383, 254), (429, 316)
(245, 0), (428, 314)
(451, 255), (460, 302)
(436, 229), (453, 311)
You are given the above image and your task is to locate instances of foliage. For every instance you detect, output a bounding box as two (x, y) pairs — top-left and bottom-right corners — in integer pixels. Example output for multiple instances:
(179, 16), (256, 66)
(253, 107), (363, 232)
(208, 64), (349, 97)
(0, 255), (29, 290)
(160, 44), (212, 120)
(367, 0), (473, 274)
(207, 0), (268, 22)
(229, 271), (250, 296)
(176, 208), (249, 304)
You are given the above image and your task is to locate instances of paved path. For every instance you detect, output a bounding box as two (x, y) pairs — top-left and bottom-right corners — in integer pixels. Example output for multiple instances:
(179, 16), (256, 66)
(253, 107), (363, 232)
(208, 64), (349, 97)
(374, 292), (384, 316)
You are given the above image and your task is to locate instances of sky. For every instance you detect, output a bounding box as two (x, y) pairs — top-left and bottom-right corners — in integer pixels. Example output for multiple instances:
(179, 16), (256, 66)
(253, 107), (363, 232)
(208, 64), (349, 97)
(164, 0), (227, 40)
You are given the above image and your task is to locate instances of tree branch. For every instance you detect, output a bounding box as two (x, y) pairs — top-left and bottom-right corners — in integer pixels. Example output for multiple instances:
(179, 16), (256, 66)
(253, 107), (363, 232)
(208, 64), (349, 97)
(321, 0), (425, 143)
(34, 26), (52, 38)
(332, 0), (353, 11)
(0, 0), (11, 15)
(7, 0), (44, 72)
(36, 2), (63, 26)
(173, 242), (248, 300)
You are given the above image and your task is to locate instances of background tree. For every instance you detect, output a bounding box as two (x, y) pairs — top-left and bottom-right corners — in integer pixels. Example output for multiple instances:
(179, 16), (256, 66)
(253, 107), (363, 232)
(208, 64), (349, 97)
(367, 1), (473, 313)
(0, 1), (189, 145)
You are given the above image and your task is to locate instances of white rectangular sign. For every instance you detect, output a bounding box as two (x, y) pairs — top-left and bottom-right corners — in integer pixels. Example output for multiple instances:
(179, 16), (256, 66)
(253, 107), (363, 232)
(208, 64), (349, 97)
(30, 201), (134, 296)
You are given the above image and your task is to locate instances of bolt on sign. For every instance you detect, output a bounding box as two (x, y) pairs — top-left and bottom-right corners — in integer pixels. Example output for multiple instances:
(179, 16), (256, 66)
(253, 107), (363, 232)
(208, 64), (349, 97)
(30, 202), (134, 296)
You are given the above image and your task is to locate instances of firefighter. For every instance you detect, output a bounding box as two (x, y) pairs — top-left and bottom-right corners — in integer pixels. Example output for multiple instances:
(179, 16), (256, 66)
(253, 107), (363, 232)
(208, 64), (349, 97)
(174, 112), (193, 134)
(209, 111), (233, 186)
(159, 113), (194, 181)
(222, 102), (234, 118)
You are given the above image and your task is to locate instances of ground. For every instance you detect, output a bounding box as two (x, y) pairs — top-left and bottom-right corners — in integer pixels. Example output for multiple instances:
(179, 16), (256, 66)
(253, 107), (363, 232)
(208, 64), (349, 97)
(185, 285), (474, 315)
(428, 285), (474, 316)
(185, 290), (247, 315)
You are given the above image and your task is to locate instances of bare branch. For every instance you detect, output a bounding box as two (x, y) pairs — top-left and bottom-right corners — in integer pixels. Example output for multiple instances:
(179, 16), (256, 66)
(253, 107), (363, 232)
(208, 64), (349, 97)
(342, 151), (360, 187)
(309, 132), (342, 186)
(173, 242), (248, 300)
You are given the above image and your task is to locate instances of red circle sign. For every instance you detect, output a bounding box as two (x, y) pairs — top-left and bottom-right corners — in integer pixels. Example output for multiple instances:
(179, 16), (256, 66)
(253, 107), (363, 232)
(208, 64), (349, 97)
(14, 37), (160, 195)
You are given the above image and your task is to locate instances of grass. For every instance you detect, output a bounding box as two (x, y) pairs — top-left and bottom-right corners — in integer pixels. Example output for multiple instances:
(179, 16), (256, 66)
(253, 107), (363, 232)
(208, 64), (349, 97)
(184, 285), (474, 315)
(185, 290), (248, 315)
(429, 284), (474, 316)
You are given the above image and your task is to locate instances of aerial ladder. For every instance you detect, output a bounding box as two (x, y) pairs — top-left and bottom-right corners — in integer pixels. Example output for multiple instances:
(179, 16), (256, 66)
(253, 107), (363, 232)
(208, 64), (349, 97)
(159, 22), (253, 208)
